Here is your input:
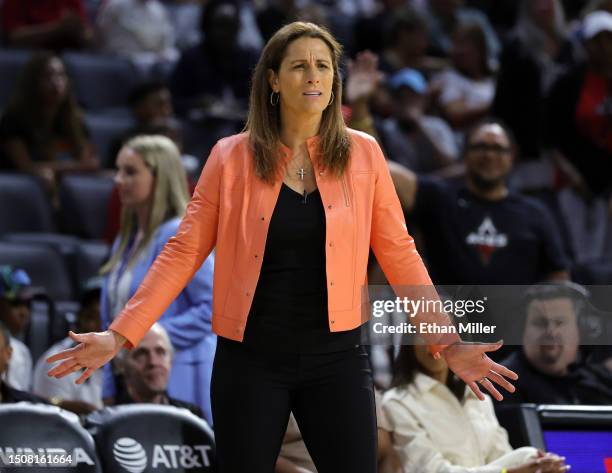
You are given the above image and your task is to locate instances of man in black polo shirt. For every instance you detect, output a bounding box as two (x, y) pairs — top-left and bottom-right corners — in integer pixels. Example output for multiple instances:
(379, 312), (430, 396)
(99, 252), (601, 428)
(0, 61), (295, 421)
(388, 119), (570, 285)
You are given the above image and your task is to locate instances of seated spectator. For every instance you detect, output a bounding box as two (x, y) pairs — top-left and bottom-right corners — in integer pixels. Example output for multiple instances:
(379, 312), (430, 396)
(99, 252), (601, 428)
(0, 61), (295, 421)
(379, 68), (458, 172)
(0, 321), (47, 404)
(0, 52), (98, 199)
(494, 0), (577, 162)
(114, 323), (203, 419)
(0, 266), (34, 391)
(380, 342), (568, 472)
(501, 282), (612, 405)
(170, 0), (259, 118)
(493, 0), (577, 193)
(417, 0), (500, 60)
(544, 10), (612, 263)
(1, 0), (92, 50)
(108, 81), (177, 164)
(96, 0), (179, 72)
(379, 7), (448, 76)
(33, 279), (103, 415)
(352, 0), (417, 57)
(100, 135), (215, 424)
(432, 22), (496, 133)
(387, 119), (570, 285)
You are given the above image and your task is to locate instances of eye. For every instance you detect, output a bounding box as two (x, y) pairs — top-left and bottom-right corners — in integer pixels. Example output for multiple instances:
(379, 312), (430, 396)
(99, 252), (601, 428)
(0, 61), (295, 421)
(293, 64), (305, 69)
(318, 63), (328, 69)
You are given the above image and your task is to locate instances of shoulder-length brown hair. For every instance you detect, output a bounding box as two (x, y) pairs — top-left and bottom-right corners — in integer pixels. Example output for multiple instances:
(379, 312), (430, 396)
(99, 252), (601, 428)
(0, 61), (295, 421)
(244, 21), (351, 183)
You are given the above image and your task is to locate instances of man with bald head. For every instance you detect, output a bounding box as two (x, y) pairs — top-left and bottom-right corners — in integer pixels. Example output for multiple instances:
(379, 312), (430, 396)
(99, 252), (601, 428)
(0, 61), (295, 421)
(115, 323), (203, 419)
(386, 119), (570, 285)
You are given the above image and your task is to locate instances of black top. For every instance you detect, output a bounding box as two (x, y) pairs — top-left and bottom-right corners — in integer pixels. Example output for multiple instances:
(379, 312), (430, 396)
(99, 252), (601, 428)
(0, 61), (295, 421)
(499, 350), (612, 405)
(230, 182), (362, 353)
(0, 380), (49, 404)
(412, 178), (569, 285)
(115, 390), (204, 419)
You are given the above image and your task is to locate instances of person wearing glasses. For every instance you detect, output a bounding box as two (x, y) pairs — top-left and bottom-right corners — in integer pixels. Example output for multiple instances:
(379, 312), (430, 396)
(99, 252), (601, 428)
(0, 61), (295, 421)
(388, 119), (570, 286)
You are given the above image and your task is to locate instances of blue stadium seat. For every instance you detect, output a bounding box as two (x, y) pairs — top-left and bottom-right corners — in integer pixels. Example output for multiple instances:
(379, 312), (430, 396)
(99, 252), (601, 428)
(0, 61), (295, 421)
(0, 49), (32, 109)
(85, 112), (135, 168)
(59, 175), (114, 239)
(62, 52), (138, 111)
(0, 173), (54, 235)
(0, 242), (74, 301)
(0, 404), (101, 473)
(85, 404), (216, 472)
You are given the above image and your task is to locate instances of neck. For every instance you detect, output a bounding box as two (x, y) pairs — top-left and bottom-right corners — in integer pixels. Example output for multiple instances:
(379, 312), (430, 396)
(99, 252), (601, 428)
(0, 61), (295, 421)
(127, 384), (166, 404)
(134, 203), (151, 233)
(466, 179), (508, 201)
(279, 110), (322, 151)
(427, 367), (448, 385)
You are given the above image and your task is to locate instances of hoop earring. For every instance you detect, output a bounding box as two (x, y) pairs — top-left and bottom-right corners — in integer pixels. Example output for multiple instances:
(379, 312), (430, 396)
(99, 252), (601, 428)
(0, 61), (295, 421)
(270, 91), (279, 106)
(327, 91), (334, 106)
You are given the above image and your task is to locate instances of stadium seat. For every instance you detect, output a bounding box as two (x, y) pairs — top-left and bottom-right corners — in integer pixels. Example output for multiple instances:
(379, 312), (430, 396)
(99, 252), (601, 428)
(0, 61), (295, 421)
(85, 113), (135, 169)
(85, 404), (216, 472)
(0, 404), (101, 473)
(62, 52), (138, 111)
(0, 49), (32, 109)
(0, 242), (74, 301)
(58, 175), (114, 239)
(75, 241), (110, 293)
(0, 174), (54, 235)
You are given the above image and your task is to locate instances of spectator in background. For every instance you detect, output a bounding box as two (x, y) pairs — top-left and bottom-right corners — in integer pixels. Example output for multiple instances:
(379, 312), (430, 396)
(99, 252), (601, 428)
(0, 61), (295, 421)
(1, 0), (92, 50)
(379, 68), (458, 172)
(99, 135), (216, 424)
(387, 119), (570, 285)
(33, 279), (103, 415)
(494, 0), (577, 165)
(0, 322), (47, 404)
(0, 266), (34, 392)
(96, 0), (179, 73)
(379, 7), (448, 76)
(432, 22), (496, 133)
(352, 0), (411, 56)
(381, 342), (568, 473)
(170, 0), (259, 118)
(501, 282), (612, 405)
(114, 323), (203, 419)
(108, 81), (177, 164)
(545, 10), (612, 263)
(256, 0), (300, 44)
(0, 52), (98, 200)
(417, 0), (500, 60)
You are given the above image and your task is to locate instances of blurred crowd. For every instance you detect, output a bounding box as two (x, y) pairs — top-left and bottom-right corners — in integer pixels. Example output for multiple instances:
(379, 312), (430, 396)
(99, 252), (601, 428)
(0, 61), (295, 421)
(1, 1), (612, 472)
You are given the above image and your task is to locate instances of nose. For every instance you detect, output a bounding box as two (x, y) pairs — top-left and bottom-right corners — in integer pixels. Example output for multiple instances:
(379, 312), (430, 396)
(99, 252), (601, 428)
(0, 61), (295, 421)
(114, 171), (124, 186)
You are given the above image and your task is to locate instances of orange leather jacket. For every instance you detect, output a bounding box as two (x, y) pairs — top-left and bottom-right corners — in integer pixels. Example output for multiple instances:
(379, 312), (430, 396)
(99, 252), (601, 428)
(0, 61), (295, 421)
(110, 129), (458, 351)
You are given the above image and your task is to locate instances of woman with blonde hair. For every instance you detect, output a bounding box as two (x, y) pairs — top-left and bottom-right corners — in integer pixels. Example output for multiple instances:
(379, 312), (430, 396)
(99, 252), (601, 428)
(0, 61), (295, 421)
(49, 23), (517, 472)
(99, 135), (216, 424)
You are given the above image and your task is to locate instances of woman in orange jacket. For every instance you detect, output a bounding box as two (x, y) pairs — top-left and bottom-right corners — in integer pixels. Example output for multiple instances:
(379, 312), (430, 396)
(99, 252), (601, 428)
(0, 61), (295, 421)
(47, 22), (518, 472)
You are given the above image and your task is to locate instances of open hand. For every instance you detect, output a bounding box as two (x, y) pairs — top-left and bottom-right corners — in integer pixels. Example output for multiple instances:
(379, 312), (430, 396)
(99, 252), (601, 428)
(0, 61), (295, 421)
(46, 330), (126, 384)
(442, 340), (518, 401)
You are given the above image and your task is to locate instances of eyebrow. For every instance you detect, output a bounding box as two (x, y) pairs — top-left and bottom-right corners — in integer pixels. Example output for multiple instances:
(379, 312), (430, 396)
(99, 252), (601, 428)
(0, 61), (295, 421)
(290, 59), (331, 64)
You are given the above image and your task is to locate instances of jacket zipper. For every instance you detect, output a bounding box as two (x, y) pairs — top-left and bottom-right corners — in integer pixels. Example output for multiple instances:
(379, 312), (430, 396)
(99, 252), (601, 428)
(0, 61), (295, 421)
(341, 175), (350, 207)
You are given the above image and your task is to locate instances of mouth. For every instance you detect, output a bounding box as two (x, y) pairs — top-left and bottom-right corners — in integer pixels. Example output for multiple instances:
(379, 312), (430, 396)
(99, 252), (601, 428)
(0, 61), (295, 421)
(303, 91), (322, 97)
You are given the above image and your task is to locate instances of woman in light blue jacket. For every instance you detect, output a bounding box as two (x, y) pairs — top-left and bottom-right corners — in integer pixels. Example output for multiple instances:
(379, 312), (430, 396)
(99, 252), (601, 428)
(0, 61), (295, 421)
(99, 135), (216, 424)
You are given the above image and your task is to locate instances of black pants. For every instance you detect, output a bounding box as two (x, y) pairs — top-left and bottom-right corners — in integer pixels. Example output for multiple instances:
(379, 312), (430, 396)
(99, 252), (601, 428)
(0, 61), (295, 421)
(210, 338), (378, 473)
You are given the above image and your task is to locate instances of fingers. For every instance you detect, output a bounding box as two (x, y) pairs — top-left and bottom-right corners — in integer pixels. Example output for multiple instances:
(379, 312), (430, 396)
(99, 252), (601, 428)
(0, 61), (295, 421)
(479, 377), (503, 401)
(467, 381), (485, 401)
(490, 360), (519, 381)
(486, 370), (516, 393)
(47, 359), (81, 379)
(46, 344), (82, 364)
(75, 368), (96, 385)
(483, 340), (504, 352)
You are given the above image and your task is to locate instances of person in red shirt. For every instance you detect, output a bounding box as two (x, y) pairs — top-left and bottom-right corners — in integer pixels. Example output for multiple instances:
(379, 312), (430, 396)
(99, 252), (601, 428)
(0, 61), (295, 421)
(2, 0), (92, 50)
